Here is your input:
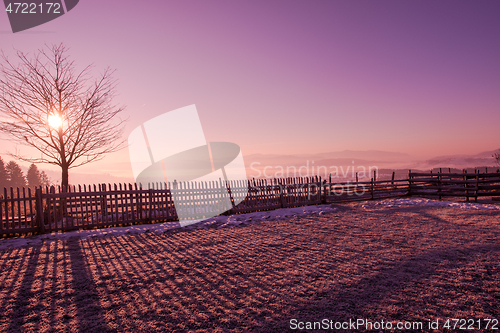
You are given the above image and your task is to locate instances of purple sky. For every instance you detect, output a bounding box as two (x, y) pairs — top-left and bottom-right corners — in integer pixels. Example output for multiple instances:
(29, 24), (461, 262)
(1, 1), (500, 182)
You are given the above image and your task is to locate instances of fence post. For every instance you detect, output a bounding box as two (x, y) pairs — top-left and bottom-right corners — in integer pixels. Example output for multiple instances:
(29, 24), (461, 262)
(318, 176), (322, 203)
(226, 179), (236, 212)
(99, 183), (104, 222)
(149, 188), (153, 223)
(474, 174), (479, 203)
(35, 187), (45, 234)
(280, 183), (285, 208)
(0, 188), (3, 236)
(137, 183), (143, 219)
(408, 170), (412, 196)
(322, 179), (328, 204)
(438, 169), (442, 200)
(328, 173), (332, 201)
(370, 178), (374, 200)
(464, 170), (469, 202)
(220, 178), (230, 216)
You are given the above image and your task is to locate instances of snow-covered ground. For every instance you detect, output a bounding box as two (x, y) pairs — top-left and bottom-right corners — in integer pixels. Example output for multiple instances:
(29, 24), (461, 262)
(362, 197), (500, 210)
(1, 198), (499, 250)
(0, 205), (337, 250)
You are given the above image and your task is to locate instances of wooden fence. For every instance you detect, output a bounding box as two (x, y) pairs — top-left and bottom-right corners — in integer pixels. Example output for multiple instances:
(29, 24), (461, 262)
(409, 169), (500, 202)
(1, 169), (500, 237)
(0, 187), (38, 236)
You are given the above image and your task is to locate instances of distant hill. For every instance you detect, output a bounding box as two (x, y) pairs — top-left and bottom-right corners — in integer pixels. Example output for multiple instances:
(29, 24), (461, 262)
(13, 148), (499, 185)
(245, 150), (414, 168)
(245, 149), (500, 180)
(414, 149), (500, 170)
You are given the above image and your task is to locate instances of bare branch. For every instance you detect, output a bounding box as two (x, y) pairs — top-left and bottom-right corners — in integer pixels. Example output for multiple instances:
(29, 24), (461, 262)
(0, 43), (127, 187)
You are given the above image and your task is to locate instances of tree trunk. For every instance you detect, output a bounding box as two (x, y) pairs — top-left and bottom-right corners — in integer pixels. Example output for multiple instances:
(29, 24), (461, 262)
(58, 124), (68, 189)
(61, 165), (69, 189)
(60, 163), (69, 218)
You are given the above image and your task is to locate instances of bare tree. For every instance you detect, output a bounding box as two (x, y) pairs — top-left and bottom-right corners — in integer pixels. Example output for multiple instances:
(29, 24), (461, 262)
(0, 44), (126, 188)
(494, 151), (500, 166)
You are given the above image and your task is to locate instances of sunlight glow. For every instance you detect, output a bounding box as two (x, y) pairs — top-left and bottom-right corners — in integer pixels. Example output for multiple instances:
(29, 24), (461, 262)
(48, 113), (63, 129)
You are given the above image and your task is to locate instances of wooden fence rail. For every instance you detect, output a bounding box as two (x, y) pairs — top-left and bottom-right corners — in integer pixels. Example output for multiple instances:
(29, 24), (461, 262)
(408, 170), (500, 202)
(1, 177), (330, 236)
(1, 169), (500, 237)
(0, 187), (38, 235)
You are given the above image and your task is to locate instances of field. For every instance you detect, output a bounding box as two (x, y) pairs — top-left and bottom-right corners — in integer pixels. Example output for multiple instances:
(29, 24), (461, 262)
(0, 200), (499, 332)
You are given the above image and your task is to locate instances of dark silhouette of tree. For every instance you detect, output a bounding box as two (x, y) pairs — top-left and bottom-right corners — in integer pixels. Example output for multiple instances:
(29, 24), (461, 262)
(39, 170), (52, 187)
(5, 160), (26, 188)
(0, 43), (126, 188)
(26, 163), (41, 187)
(0, 157), (8, 190)
(494, 151), (500, 166)
(26, 163), (52, 188)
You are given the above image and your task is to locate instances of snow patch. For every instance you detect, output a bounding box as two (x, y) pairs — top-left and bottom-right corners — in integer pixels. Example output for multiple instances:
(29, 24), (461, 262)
(362, 198), (500, 210)
(0, 205), (337, 250)
(3, 198), (498, 250)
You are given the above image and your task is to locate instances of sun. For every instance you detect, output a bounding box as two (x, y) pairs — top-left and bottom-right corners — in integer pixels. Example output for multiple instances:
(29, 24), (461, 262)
(48, 113), (63, 129)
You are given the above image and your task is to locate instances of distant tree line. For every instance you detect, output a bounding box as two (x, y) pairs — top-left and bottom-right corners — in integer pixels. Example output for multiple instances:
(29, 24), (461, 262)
(0, 156), (51, 190)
